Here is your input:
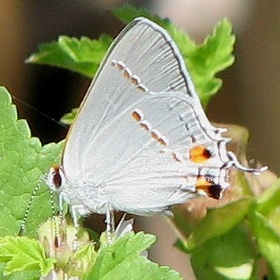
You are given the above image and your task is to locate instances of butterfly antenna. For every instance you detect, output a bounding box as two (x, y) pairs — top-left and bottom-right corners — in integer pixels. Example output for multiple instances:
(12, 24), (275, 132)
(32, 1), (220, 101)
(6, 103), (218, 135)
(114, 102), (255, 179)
(49, 189), (61, 248)
(18, 176), (44, 236)
(11, 94), (67, 128)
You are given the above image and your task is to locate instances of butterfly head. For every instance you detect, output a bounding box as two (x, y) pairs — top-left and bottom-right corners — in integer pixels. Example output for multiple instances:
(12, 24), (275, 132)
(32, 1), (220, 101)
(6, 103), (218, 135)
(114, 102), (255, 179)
(46, 165), (66, 193)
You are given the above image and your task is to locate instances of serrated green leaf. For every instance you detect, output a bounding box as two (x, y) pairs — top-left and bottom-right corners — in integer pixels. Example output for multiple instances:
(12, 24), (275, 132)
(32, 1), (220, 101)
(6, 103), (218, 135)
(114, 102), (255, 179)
(69, 242), (98, 278)
(86, 232), (182, 280)
(0, 87), (62, 237)
(0, 263), (39, 280)
(182, 198), (253, 250)
(0, 236), (55, 276)
(26, 35), (113, 77)
(250, 179), (280, 278)
(191, 225), (258, 280)
(0, 87), (63, 279)
(186, 18), (235, 105)
(27, 6), (235, 106)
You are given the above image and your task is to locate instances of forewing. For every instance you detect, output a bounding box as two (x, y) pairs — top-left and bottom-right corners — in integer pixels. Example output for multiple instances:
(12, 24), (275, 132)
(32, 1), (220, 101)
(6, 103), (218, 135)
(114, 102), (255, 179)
(63, 18), (198, 176)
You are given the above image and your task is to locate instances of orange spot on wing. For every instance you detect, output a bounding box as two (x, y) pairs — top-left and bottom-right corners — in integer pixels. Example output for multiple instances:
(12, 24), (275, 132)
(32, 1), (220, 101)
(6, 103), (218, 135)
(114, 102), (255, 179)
(123, 69), (131, 79)
(131, 75), (140, 85)
(196, 176), (222, 199)
(132, 111), (142, 121)
(140, 120), (151, 131)
(196, 176), (212, 189)
(158, 136), (169, 146)
(151, 129), (160, 140)
(190, 145), (211, 163)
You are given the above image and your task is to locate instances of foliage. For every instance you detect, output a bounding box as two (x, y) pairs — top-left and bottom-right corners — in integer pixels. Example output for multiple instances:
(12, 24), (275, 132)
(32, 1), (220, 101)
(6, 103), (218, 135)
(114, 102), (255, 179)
(27, 6), (235, 109)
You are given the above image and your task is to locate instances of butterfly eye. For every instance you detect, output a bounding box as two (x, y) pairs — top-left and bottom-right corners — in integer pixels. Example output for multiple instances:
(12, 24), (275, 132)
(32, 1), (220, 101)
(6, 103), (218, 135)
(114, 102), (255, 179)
(47, 165), (65, 192)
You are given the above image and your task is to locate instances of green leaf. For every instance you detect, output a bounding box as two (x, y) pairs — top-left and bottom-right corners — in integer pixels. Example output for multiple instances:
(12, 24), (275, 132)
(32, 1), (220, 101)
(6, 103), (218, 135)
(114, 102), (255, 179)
(182, 198), (253, 250)
(250, 179), (280, 278)
(191, 225), (258, 280)
(0, 86), (63, 237)
(0, 87), (63, 279)
(27, 6), (235, 106)
(186, 18), (235, 105)
(60, 107), (78, 125)
(0, 236), (55, 276)
(26, 35), (113, 77)
(85, 232), (182, 280)
(69, 242), (98, 278)
(0, 263), (39, 280)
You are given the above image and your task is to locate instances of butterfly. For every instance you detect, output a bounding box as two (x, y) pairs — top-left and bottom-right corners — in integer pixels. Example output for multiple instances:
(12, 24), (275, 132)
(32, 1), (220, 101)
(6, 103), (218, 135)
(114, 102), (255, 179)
(47, 17), (266, 234)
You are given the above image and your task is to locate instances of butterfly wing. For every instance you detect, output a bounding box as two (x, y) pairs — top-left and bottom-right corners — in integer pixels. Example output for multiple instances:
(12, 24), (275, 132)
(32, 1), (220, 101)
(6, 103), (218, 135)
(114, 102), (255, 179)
(61, 18), (230, 215)
(63, 17), (197, 173)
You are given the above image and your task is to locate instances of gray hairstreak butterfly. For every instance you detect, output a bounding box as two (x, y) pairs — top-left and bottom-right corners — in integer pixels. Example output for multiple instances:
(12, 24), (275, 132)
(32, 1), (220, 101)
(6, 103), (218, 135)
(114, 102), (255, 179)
(46, 17), (266, 235)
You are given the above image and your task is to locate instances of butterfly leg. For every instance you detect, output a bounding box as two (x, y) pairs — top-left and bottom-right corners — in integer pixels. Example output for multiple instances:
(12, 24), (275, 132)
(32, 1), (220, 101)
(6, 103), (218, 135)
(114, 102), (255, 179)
(69, 203), (89, 250)
(105, 206), (115, 244)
